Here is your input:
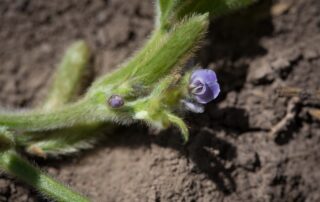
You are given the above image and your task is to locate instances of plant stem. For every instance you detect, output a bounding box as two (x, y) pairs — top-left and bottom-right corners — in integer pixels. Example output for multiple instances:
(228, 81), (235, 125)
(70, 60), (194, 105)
(0, 100), (105, 131)
(0, 151), (89, 202)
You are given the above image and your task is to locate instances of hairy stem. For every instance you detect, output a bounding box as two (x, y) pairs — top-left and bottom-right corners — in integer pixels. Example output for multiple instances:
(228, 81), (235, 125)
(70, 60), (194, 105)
(0, 151), (89, 202)
(0, 100), (106, 131)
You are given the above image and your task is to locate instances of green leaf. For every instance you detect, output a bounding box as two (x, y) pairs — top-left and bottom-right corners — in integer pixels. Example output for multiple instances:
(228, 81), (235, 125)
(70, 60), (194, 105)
(158, 0), (175, 16)
(156, 0), (177, 29)
(89, 14), (209, 98)
(132, 14), (208, 85)
(0, 127), (14, 151)
(175, 0), (257, 20)
(21, 124), (107, 157)
(43, 41), (90, 110)
(167, 113), (189, 142)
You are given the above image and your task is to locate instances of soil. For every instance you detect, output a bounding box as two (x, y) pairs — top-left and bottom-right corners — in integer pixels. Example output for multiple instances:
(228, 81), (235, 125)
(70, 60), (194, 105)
(0, 0), (320, 201)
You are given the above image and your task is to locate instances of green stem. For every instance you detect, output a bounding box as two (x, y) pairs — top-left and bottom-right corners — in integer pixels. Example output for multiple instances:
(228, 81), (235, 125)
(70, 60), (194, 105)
(0, 151), (89, 202)
(0, 100), (107, 131)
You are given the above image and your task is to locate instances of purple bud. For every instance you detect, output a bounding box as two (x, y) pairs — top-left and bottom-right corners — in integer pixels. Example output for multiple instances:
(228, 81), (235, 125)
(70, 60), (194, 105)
(108, 95), (124, 108)
(189, 69), (220, 104)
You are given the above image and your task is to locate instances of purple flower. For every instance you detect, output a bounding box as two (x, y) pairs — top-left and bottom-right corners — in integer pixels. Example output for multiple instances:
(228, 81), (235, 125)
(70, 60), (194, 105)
(108, 95), (124, 108)
(189, 69), (220, 104)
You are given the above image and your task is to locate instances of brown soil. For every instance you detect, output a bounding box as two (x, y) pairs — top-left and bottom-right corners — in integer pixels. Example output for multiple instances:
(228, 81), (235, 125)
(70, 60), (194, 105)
(0, 0), (320, 201)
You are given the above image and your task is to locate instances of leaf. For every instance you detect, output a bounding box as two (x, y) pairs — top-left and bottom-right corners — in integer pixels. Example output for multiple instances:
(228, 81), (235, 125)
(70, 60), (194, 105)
(0, 127), (14, 151)
(175, 0), (257, 20)
(156, 0), (177, 28)
(158, 0), (174, 15)
(89, 13), (209, 98)
(167, 113), (189, 142)
(43, 41), (90, 110)
(22, 124), (107, 157)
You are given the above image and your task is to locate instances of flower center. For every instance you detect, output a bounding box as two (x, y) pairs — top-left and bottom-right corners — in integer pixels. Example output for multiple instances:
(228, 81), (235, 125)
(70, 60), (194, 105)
(190, 79), (206, 95)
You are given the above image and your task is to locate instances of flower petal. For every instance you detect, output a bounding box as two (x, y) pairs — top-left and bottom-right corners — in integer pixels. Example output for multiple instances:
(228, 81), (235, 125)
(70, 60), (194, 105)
(194, 83), (214, 104)
(190, 69), (217, 84)
(207, 81), (220, 99)
(189, 69), (220, 104)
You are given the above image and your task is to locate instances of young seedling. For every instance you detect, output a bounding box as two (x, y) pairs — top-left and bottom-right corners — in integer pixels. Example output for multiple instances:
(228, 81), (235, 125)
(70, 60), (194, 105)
(0, 0), (255, 201)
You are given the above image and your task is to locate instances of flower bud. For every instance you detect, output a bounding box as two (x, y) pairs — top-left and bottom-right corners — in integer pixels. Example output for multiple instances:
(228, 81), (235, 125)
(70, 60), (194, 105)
(108, 95), (124, 108)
